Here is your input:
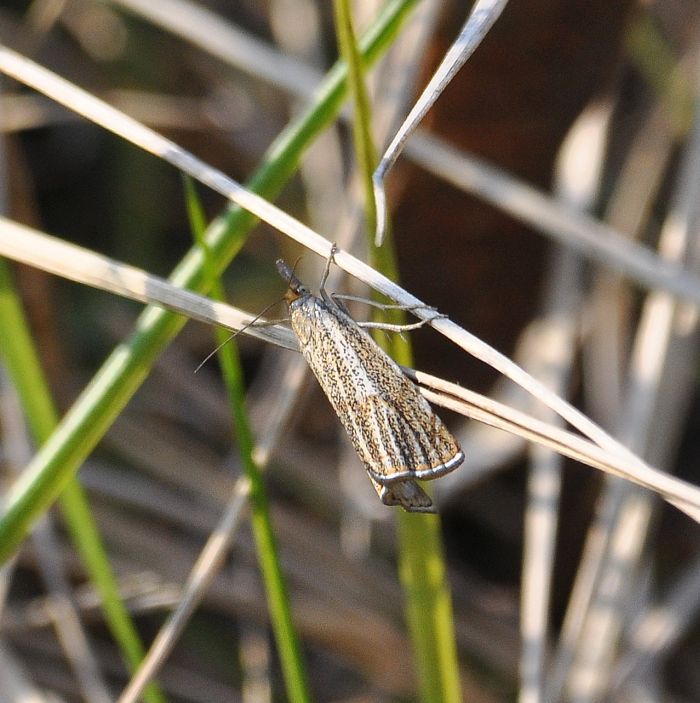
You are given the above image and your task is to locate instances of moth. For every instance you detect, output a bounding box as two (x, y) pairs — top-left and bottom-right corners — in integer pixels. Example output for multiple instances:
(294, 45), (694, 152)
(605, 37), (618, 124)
(277, 246), (464, 512)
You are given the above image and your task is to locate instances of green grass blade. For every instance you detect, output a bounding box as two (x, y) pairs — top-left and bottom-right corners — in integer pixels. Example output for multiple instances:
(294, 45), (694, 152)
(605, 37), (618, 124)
(184, 178), (311, 702)
(59, 481), (166, 703)
(0, 261), (59, 435)
(0, 0), (419, 564)
(333, 0), (379, 235)
(0, 258), (166, 703)
(333, 3), (462, 700)
(396, 513), (462, 703)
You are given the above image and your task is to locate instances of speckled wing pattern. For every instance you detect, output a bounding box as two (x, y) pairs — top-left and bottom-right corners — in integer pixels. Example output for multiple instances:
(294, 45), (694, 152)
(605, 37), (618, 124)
(287, 286), (464, 512)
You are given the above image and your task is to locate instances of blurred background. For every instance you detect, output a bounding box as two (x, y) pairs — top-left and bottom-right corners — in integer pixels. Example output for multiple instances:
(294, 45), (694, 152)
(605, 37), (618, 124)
(1, 0), (700, 701)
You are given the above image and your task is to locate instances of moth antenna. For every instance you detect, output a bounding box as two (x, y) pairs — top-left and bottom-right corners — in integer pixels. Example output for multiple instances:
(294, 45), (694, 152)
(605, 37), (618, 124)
(194, 333), (237, 374)
(194, 297), (285, 373)
(290, 255), (303, 280)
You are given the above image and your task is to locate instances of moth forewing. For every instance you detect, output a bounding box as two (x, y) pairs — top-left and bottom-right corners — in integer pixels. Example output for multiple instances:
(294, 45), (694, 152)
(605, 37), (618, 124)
(277, 255), (464, 512)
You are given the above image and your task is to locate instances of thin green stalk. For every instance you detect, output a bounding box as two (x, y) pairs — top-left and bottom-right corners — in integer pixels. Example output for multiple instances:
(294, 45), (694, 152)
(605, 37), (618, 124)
(0, 258), (165, 703)
(0, 0), (419, 563)
(333, 3), (462, 701)
(626, 13), (692, 134)
(395, 514), (462, 703)
(185, 179), (310, 703)
(333, 0), (379, 236)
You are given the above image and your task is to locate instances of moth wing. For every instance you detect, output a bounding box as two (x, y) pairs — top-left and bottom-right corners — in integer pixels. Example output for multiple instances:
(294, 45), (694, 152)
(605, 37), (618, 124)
(292, 297), (463, 487)
(345, 394), (463, 485)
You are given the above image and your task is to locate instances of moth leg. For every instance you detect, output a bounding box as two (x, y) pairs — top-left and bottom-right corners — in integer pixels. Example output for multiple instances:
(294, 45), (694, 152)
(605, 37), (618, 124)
(332, 296), (353, 316)
(356, 319), (443, 333)
(332, 294), (447, 327)
(319, 242), (339, 301)
(333, 294), (440, 315)
(249, 317), (290, 326)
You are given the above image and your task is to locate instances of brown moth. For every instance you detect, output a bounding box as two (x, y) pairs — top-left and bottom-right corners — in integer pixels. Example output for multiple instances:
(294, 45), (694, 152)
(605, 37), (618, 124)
(277, 247), (463, 512)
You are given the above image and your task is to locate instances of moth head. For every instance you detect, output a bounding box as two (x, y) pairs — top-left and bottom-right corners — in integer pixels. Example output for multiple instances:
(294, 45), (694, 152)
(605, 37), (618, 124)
(276, 258), (310, 304)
